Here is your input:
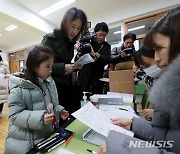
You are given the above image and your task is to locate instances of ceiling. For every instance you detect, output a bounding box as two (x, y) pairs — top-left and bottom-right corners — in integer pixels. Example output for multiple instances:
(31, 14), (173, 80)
(0, 0), (179, 52)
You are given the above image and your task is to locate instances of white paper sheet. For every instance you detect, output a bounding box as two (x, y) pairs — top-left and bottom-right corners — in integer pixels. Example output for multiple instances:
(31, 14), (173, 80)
(99, 105), (135, 113)
(72, 102), (134, 137)
(144, 64), (162, 77)
(74, 54), (94, 66)
(0, 73), (9, 87)
(55, 148), (75, 154)
(103, 109), (139, 120)
(99, 78), (109, 82)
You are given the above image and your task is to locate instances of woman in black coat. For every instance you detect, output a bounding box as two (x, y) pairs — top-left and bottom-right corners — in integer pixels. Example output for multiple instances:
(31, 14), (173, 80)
(41, 7), (88, 114)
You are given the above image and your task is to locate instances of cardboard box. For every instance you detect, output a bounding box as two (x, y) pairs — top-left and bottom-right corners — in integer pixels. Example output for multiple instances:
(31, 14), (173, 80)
(115, 61), (134, 70)
(109, 70), (135, 96)
(109, 70), (134, 81)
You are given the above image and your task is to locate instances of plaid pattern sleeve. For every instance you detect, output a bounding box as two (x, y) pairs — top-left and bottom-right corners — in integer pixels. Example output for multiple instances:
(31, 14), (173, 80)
(135, 67), (156, 87)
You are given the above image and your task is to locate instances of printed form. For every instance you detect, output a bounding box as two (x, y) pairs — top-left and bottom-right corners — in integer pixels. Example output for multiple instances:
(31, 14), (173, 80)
(72, 102), (134, 137)
(74, 54), (94, 66)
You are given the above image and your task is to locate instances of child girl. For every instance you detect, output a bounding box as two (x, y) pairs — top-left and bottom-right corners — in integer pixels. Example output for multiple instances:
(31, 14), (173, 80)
(5, 45), (69, 154)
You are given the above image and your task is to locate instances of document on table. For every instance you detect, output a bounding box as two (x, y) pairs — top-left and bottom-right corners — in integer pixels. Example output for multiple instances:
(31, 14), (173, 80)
(74, 54), (94, 66)
(72, 102), (134, 137)
(99, 105), (135, 113)
(55, 147), (75, 154)
(0, 73), (9, 87)
(103, 109), (139, 120)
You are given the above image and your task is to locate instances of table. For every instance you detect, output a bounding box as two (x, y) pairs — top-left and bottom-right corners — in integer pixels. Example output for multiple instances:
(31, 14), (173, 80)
(50, 119), (98, 154)
(50, 101), (135, 153)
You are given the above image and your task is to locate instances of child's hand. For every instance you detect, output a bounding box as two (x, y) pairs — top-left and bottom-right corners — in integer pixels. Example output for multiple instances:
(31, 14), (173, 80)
(43, 113), (54, 125)
(60, 110), (69, 120)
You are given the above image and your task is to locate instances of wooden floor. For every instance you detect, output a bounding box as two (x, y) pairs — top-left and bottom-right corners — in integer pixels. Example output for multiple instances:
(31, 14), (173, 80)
(0, 103), (9, 154)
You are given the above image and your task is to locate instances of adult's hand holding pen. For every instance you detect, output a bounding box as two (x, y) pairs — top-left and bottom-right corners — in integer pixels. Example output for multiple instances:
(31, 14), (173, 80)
(111, 118), (132, 130)
(60, 110), (69, 120)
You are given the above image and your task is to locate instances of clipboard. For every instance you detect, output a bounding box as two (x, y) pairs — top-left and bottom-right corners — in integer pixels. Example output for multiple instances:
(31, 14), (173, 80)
(82, 128), (106, 146)
(74, 54), (94, 66)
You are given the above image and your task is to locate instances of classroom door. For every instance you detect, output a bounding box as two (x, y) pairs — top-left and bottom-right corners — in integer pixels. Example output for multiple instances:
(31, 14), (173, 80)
(9, 61), (19, 73)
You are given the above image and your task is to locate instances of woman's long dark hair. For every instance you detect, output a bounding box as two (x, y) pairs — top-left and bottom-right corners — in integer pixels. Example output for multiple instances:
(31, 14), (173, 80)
(25, 45), (54, 87)
(134, 46), (155, 68)
(60, 7), (88, 40)
(144, 6), (180, 63)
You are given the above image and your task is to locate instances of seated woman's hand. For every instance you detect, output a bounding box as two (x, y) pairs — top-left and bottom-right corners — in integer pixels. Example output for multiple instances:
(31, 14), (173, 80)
(97, 142), (107, 154)
(140, 109), (153, 120)
(132, 64), (138, 72)
(112, 118), (132, 130)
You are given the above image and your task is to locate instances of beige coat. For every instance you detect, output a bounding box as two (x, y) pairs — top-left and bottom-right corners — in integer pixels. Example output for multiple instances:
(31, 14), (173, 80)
(0, 61), (9, 104)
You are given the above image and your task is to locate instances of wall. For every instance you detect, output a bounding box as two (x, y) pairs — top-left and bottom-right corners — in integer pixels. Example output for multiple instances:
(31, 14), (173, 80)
(92, 0), (180, 27)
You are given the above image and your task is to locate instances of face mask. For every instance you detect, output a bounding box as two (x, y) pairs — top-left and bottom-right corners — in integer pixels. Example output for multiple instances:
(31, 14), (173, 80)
(144, 64), (163, 78)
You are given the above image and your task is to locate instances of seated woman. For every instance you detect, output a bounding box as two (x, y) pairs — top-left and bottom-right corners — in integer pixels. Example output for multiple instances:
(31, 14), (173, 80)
(133, 46), (157, 87)
(133, 46), (156, 120)
(98, 6), (180, 154)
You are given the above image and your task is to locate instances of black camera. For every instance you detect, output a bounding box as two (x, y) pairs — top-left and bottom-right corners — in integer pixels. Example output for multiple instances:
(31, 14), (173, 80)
(122, 48), (134, 57)
(79, 31), (97, 54)
(122, 48), (134, 61)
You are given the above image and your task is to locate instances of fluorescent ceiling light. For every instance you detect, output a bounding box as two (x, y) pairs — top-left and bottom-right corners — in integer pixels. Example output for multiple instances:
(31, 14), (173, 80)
(4, 24), (18, 31)
(0, 34), (2, 36)
(114, 31), (121, 34)
(39, 0), (76, 17)
(128, 25), (145, 32)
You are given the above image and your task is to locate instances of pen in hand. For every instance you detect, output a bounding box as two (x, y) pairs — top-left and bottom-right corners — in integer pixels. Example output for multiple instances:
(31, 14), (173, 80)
(47, 103), (55, 125)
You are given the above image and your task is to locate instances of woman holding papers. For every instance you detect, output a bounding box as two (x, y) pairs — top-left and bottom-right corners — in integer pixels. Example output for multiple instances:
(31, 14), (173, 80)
(0, 55), (10, 117)
(41, 7), (88, 113)
(98, 6), (180, 154)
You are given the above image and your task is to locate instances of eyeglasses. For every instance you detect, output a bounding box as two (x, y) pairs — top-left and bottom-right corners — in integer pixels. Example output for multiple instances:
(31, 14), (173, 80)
(96, 32), (107, 38)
